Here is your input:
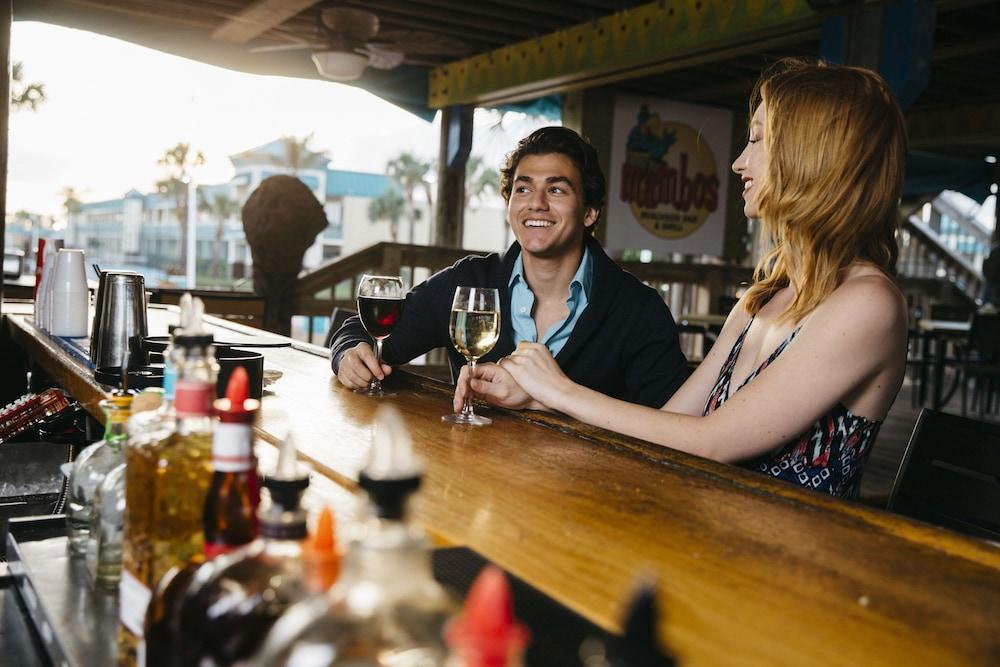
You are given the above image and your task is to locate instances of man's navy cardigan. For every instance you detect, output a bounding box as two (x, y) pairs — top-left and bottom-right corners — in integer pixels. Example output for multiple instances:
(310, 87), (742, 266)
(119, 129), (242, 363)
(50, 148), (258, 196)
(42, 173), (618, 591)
(330, 236), (689, 409)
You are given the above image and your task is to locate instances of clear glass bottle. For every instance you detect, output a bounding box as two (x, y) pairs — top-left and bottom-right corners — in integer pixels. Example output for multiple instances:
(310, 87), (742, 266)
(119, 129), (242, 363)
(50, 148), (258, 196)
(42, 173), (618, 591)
(66, 393), (132, 555)
(176, 434), (312, 667)
(253, 405), (456, 667)
(88, 461), (127, 589)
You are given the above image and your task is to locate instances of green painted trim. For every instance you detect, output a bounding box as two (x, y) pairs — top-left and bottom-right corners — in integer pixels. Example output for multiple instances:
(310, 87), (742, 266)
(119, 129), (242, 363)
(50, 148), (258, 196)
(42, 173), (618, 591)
(428, 0), (818, 108)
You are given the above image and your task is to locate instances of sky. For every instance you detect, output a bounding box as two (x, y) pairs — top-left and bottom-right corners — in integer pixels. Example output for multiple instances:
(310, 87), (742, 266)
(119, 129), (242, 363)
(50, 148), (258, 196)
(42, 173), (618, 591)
(8, 22), (543, 219)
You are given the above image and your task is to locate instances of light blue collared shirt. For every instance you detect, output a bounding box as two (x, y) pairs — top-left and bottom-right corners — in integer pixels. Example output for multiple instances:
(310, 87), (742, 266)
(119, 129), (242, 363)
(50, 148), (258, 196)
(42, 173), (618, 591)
(508, 247), (593, 357)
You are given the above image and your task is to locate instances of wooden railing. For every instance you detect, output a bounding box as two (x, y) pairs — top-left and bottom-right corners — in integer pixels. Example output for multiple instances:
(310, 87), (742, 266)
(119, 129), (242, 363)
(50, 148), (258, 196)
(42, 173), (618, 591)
(289, 242), (755, 352)
(898, 216), (984, 309)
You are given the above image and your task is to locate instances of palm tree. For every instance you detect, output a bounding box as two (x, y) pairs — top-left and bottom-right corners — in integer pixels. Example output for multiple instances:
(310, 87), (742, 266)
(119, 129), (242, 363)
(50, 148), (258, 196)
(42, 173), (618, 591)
(155, 143), (205, 269)
(198, 192), (239, 279)
(11, 61), (45, 111)
(464, 156), (499, 210)
(59, 186), (82, 217)
(268, 134), (326, 175)
(368, 188), (406, 242)
(385, 153), (434, 245)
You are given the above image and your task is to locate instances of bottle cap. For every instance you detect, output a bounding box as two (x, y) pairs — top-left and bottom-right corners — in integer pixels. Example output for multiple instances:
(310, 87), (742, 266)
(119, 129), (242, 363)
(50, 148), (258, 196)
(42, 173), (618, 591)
(262, 432), (310, 511)
(445, 566), (529, 667)
(174, 296), (213, 347)
(608, 579), (676, 667)
(214, 367), (260, 423)
(358, 405), (422, 520)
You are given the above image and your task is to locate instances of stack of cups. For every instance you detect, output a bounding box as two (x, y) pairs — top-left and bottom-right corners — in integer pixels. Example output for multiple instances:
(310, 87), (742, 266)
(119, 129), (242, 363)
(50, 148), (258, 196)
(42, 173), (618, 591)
(34, 238), (65, 330)
(49, 249), (89, 338)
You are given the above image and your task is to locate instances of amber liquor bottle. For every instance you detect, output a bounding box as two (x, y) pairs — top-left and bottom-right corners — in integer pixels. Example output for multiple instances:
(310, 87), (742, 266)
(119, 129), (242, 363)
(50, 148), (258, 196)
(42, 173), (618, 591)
(203, 365), (260, 558)
(119, 305), (217, 666)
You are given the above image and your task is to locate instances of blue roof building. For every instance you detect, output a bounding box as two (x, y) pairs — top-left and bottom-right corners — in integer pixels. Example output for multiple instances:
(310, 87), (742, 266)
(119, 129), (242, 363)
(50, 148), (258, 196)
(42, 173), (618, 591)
(66, 138), (399, 285)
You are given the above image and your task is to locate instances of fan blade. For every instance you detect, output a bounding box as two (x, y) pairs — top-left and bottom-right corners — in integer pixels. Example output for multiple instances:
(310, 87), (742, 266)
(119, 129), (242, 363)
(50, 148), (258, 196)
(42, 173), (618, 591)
(250, 42), (321, 53)
(212, 0), (324, 44)
(320, 7), (379, 41)
(373, 31), (468, 56)
(360, 45), (405, 71)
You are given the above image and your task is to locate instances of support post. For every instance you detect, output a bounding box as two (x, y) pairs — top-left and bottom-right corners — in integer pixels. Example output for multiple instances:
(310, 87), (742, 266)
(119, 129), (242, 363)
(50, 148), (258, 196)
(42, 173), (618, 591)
(186, 178), (197, 289)
(0, 1), (10, 309)
(562, 88), (614, 245)
(434, 105), (474, 248)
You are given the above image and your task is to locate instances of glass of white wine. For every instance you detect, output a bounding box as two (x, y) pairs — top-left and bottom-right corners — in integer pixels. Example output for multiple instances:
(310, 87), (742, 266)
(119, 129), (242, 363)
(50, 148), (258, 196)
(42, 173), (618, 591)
(442, 286), (500, 426)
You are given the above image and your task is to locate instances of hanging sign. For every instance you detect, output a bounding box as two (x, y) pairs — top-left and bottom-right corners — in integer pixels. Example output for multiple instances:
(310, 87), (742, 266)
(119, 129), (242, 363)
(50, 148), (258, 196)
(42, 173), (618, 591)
(606, 95), (733, 258)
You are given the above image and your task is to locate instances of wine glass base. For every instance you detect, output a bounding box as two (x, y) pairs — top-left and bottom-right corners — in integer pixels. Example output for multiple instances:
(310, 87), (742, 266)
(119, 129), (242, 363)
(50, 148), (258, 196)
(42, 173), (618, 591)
(441, 413), (492, 426)
(354, 386), (396, 397)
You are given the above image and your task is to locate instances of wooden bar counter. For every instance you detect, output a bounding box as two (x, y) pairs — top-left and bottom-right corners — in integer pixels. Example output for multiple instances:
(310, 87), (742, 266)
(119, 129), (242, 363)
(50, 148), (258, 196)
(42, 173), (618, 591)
(5, 304), (999, 666)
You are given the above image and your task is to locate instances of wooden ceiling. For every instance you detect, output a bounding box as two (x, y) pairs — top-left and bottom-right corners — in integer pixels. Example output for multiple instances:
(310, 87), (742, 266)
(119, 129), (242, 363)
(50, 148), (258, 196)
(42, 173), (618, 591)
(12, 0), (1000, 160)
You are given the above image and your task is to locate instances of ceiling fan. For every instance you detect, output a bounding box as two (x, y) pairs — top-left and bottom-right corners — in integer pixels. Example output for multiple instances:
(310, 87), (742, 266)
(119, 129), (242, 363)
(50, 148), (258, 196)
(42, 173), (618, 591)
(252, 7), (469, 81)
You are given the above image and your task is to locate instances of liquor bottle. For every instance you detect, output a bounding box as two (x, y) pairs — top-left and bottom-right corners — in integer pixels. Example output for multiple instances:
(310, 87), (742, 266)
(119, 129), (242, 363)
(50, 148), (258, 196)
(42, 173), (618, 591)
(445, 567), (529, 667)
(87, 392), (162, 589)
(176, 433), (312, 666)
(66, 392), (132, 555)
(203, 365), (260, 558)
(143, 367), (261, 667)
(119, 347), (179, 666)
(119, 296), (217, 666)
(88, 461), (126, 589)
(253, 405), (456, 667)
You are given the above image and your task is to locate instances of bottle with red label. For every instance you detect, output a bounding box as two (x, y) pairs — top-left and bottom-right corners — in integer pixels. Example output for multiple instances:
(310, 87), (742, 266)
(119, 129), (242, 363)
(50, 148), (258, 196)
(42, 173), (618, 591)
(203, 365), (260, 558)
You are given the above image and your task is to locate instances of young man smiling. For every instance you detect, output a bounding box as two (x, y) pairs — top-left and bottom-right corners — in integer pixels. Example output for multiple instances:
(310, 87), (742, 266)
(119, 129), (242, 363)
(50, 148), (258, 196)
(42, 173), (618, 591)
(331, 127), (688, 408)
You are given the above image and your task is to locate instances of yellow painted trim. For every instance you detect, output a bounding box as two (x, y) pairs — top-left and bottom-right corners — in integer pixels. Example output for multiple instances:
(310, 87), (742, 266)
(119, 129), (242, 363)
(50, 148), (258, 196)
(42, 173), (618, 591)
(428, 0), (818, 108)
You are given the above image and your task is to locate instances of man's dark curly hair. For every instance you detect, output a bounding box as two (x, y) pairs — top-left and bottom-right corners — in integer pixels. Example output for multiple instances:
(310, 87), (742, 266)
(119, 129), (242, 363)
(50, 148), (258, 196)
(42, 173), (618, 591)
(499, 127), (607, 216)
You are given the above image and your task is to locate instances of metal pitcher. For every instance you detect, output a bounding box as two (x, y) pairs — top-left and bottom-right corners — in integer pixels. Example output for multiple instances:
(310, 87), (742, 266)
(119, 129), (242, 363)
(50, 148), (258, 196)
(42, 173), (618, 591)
(90, 272), (148, 369)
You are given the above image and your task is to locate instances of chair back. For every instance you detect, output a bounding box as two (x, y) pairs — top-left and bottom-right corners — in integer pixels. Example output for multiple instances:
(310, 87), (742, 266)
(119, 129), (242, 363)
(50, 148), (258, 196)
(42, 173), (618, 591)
(322, 306), (358, 349)
(929, 303), (973, 322)
(887, 409), (1000, 541)
(968, 312), (1000, 361)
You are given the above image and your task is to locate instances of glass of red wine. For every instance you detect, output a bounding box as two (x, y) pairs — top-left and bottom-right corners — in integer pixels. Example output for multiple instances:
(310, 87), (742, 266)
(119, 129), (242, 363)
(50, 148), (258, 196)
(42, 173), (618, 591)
(356, 274), (405, 396)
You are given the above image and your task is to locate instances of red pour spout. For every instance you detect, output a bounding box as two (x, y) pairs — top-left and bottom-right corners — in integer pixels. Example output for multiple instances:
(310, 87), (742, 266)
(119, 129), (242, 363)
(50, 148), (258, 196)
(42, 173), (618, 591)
(215, 367), (259, 423)
(446, 566), (529, 667)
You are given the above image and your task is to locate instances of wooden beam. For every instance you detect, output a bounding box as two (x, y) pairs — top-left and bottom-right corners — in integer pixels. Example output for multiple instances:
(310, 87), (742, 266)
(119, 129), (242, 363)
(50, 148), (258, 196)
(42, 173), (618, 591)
(0, 0), (9, 310)
(908, 100), (1000, 152)
(427, 0), (819, 109)
(211, 0), (321, 44)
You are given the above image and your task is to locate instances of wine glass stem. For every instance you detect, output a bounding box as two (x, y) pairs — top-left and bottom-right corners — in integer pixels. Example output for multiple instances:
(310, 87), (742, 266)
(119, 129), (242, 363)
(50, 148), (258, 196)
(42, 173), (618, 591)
(462, 360), (477, 417)
(373, 338), (384, 391)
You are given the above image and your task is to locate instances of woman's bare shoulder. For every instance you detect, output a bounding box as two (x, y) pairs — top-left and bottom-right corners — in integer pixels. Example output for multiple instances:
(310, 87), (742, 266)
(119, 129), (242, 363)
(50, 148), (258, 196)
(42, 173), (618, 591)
(817, 266), (907, 334)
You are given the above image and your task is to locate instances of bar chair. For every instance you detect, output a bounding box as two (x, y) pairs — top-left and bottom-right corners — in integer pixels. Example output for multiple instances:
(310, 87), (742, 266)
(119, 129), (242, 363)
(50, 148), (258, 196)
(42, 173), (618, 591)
(887, 409), (1000, 542)
(322, 307), (358, 349)
(959, 312), (1000, 418)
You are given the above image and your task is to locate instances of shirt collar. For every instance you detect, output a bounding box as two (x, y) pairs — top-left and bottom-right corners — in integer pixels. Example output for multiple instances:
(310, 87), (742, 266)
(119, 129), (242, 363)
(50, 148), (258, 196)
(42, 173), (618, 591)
(508, 246), (593, 299)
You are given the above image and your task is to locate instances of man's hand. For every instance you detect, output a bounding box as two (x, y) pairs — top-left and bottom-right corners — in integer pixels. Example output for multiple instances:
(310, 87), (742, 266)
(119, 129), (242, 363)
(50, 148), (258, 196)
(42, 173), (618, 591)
(336, 342), (392, 389)
(453, 360), (546, 412)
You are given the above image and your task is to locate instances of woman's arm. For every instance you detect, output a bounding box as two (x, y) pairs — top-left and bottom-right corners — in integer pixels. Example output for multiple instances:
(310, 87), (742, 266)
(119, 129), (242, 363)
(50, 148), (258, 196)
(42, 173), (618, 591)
(658, 298), (752, 415)
(483, 277), (905, 463)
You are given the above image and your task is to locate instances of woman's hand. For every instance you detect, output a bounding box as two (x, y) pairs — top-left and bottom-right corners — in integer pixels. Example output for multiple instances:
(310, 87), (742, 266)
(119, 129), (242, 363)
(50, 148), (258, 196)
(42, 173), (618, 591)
(454, 361), (541, 412)
(494, 342), (573, 411)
